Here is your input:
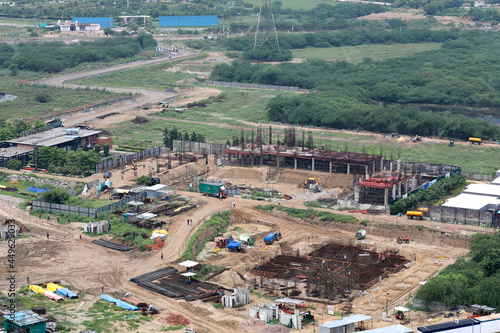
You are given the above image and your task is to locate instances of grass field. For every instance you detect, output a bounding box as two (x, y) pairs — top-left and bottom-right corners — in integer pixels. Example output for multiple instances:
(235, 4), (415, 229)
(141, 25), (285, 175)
(0, 78), (126, 120)
(292, 43), (443, 63)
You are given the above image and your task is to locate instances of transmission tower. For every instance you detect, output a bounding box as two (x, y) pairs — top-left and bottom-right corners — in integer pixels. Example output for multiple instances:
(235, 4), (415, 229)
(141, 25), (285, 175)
(253, 0), (279, 50)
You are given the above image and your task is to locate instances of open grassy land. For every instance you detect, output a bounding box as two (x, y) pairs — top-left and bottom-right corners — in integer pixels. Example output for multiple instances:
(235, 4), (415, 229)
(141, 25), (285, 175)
(292, 43), (443, 63)
(0, 76), (126, 120)
(78, 54), (209, 90)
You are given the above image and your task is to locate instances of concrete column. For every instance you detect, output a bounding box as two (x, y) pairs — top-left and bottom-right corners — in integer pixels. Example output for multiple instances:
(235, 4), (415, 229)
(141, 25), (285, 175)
(311, 158), (315, 171)
(294, 157), (297, 169)
(365, 165), (369, 180)
(380, 157), (384, 171)
(329, 161), (332, 173)
(384, 187), (389, 210)
(251, 155), (254, 166)
(411, 176), (417, 190)
(373, 161), (376, 173)
(347, 164), (350, 175)
(390, 161), (393, 172)
(277, 156), (280, 168)
(260, 155), (263, 166)
(392, 185), (396, 200)
(354, 183), (359, 203)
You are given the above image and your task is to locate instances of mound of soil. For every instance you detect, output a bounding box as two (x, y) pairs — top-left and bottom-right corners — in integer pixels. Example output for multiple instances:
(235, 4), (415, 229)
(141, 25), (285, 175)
(165, 313), (190, 326)
(131, 116), (149, 124)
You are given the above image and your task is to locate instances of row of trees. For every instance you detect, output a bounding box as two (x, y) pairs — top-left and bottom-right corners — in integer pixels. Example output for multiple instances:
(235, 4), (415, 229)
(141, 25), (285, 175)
(33, 146), (101, 176)
(210, 31), (500, 140)
(0, 118), (45, 142)
(0, 35), (156, 73)
(162, 126), (206, 148)
(390, 174), (467, 214)
(416, 233), (500, 308)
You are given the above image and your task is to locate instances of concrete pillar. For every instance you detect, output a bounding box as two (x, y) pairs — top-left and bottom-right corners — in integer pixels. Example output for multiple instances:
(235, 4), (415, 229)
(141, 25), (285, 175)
(277, 156), (280, 168)
(392, 185), (396, 200)
(260, 155), (263, 166)
(412, 176), (417, 190)
(380, 157), (384, 171)
(311, 158), (315, 171)
(294, 157), (297, 169)
(365, 165), (369, 180)
(390, 161), (393, 172)
(373, 161), (376, 173)
(329, 161), (332, 173)
(384, 187), (389, 210)
(347, 164), (350, 175)
(251, 155), (254, 166)
(354, 183), (359, 203)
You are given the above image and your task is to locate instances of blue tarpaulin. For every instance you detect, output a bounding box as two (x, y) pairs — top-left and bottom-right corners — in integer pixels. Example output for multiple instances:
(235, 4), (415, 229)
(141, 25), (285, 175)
(100, 294), (138, 311)
(73, 17), (114, 28)
(27, 186), (50, 193)
(55, 288), (78, 299)
(159, 15), (219, 27)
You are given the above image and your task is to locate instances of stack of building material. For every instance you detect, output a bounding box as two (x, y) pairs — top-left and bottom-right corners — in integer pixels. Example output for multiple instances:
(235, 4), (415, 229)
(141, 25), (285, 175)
(279, 310), (302, 330)
(84, 220), (109, 234)
(47, 283), (78, 299)
(221, 288), (250, 308)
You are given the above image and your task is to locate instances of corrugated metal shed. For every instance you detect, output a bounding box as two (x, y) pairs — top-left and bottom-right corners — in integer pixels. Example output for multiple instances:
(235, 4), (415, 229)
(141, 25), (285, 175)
(3, 310), (46, 326)
(418, 318), (480, 333)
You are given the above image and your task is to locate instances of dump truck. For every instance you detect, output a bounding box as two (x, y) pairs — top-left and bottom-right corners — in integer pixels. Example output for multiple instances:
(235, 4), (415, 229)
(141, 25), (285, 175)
(227, 241), (246, 253)
(199, 182), (227, 198)
(406, 211), (423, 220)
(239, 235), (255, 246)
(469, 137), (482, 145)
(355, 230), (366, 240)
(264, 232), (282, 245)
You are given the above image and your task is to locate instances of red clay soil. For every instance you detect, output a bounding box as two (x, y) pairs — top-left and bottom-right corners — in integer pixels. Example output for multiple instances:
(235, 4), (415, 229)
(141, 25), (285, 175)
(144, 237), (165, 250)
(165, 313), (190, 326)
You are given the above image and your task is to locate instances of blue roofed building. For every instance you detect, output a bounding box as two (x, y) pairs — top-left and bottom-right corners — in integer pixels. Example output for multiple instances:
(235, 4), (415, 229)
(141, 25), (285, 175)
(3, 310), (47, 333)
(159, 15), (219, 27)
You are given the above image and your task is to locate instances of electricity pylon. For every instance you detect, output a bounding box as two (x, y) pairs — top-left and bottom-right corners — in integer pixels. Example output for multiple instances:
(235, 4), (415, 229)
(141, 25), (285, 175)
(253, 0), (279, 50)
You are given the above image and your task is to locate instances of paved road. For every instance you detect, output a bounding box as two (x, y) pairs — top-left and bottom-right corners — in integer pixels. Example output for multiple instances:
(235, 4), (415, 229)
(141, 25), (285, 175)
(35, 47), (197, 127)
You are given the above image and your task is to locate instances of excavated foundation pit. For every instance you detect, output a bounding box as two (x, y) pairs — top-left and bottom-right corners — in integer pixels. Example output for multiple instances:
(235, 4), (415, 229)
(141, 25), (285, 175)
(251, 242), (409, 300)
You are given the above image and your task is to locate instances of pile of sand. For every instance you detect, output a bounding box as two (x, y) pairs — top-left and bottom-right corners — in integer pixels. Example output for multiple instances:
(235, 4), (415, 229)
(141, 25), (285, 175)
(165, 313), (190, 326)
(240, 318), (267, 328)
(259, 325), (291, 333)
(212, 269), (246, 287)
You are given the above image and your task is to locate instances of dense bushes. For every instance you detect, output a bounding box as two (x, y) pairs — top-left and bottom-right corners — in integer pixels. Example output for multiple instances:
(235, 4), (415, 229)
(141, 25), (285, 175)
(0, 35), (156, 73)
(42, 188), (70, 204)
(390, 174), (467, 215)
(211, 31), (500, 140)
(182, 211), (231, 260)
(416, 233), (500, 307)
(34, 146), (101, 175)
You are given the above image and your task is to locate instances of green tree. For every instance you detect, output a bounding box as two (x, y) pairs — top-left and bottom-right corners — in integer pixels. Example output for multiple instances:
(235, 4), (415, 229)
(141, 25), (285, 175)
(7, 159), (22, 170)
(33, 119), (45, 129)
(103, 142), (110, 157)
(8, 63), (18, 77)
(94, 144), (101, 154)
(42, 188), (70, 204)
(135, 175), (153, 186)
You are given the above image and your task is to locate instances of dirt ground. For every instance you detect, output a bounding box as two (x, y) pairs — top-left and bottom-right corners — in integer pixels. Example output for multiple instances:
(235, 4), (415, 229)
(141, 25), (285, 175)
(0, 159), (485, 333)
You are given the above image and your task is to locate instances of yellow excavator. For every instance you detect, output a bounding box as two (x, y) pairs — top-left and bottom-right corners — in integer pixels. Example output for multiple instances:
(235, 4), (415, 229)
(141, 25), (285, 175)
(298, 178), (322, 192)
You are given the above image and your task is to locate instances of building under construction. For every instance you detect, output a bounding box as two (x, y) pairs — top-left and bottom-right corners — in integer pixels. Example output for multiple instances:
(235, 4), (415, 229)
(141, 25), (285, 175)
(224, 126), (460, 210)
(251, 242), (408, 301)
(225, 127), (382, 176)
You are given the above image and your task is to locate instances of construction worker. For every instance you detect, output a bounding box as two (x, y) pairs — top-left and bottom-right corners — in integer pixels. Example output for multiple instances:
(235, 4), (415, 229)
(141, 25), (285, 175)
(57, 216), (59, 223)
(38, 213), (41, 219)
(68, 217), (70, 223)
(26, 274), (29, 284)
(47, 215), (50, 221)
(101, 285), (104, 293)
(79, 233), (82, 240)
(46, 232), (49, 240)
(161, 252), (164, 260)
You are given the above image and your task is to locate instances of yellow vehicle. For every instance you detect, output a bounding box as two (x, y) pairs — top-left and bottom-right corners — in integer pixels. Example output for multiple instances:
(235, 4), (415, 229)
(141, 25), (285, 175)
(299, 177), (321, 189)
(469, 137), (482, 145)
(406, 211), (424, 220)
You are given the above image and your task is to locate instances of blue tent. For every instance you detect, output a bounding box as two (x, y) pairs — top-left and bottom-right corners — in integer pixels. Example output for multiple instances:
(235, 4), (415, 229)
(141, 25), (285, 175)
(100, 294), (138, 311)
(27, 187), (50, 193)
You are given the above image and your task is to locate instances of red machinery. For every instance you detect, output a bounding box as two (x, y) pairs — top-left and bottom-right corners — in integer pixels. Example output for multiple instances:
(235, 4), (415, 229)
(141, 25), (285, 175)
(216, 238), (228, 248)
(397, 237), (410, 244)
(395, 311), (405, 320)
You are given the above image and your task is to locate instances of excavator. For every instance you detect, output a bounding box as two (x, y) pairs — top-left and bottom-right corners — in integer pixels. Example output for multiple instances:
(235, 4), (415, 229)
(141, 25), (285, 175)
(298, 178), (323, 192)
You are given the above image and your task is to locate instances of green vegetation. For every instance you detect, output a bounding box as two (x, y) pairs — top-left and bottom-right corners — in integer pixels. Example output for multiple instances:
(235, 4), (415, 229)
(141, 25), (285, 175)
(41, 188), (70, 204)
(35, 146), (101, 176)
(7, 159), (22, 170)
(182, 211), (232, 260)
(211, 302), (224, 309)
(65, 196), (114, 209)
(0, 36), (156, 73)
(0, 82), (124, 120)
(416, 233), (500, 307)
(292, 43), (443, 63)
(161, 325), (186, 331)
(83, 299), (151, 333)
(390, 173), (467, 214)
(213, 31), (500, 141)
(163, 126), (205, 148)
(135, 175), (154, 186)
(256, 204), (358, 223)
